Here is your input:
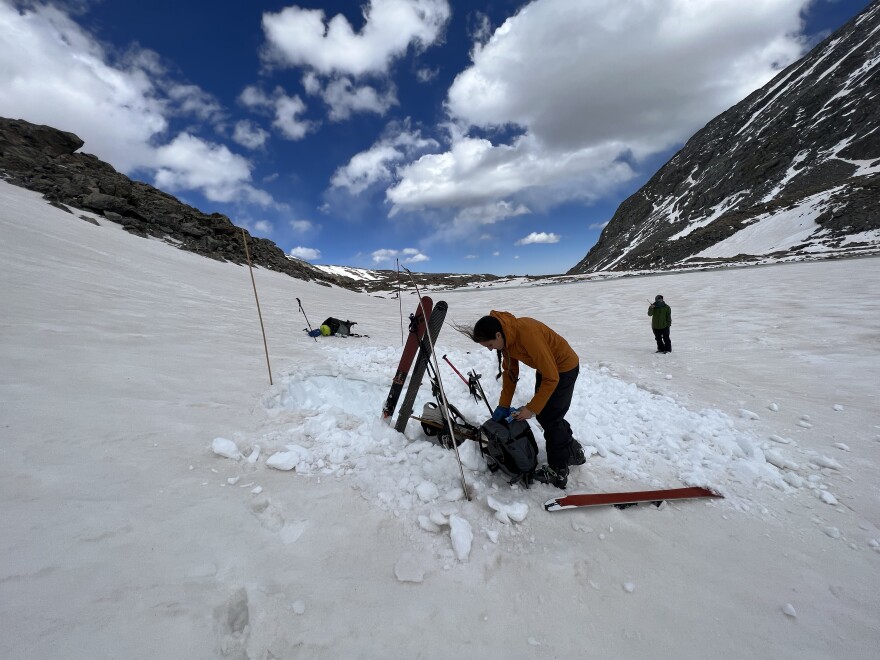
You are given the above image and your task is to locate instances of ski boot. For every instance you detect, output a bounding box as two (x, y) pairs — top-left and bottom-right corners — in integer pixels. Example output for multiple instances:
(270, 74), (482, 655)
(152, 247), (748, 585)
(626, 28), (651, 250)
(534, 465), (569, 489)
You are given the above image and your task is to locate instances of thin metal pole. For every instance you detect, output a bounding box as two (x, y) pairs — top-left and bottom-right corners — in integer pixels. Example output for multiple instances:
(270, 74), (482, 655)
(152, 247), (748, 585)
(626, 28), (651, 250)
(397, 258), (403, 345)
(241, 228), (273, 385)
(402, 267), (470, 501)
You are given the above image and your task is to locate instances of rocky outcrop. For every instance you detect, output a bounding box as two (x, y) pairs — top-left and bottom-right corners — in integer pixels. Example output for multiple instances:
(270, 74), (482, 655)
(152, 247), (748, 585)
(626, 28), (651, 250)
(570, 1), (880, 274)
(0, 117), (363, 289)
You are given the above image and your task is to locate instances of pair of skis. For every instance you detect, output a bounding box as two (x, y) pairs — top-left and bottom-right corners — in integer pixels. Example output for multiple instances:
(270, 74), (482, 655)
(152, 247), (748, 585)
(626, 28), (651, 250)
(382, 296), (448, 434)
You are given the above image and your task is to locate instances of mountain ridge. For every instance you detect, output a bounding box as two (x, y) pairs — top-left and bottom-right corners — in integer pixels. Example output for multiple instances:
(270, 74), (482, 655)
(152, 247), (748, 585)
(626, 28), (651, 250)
(569, 1), (880, 274)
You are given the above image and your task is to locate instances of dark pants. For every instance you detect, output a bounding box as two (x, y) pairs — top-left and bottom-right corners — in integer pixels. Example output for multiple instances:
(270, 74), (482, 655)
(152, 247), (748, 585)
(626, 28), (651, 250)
(653, 327), (671, 352)
(535, 365), (580, 468)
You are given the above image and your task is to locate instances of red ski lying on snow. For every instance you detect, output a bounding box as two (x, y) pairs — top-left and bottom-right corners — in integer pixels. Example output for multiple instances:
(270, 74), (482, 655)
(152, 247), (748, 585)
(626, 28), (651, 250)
(544, 486), (722, 512)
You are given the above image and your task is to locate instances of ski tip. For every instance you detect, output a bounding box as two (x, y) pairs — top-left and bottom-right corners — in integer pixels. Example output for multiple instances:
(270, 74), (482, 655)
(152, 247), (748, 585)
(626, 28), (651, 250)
(544, 499), (563, 512)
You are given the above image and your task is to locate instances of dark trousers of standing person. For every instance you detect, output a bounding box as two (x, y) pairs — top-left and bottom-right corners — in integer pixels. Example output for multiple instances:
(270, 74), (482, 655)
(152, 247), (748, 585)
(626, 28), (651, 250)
(534, 365), (581, 468)
(653, 327), (671, 353)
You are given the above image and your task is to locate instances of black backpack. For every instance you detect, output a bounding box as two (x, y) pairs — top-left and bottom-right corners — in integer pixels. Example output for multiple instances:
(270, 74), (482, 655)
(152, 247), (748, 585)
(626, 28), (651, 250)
(321, 317), (355, 336)
(479, 418), (538, 487)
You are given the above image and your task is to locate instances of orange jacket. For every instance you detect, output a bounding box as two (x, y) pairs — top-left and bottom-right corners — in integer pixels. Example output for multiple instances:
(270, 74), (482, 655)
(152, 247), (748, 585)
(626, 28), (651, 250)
(491, 310), (579, 414)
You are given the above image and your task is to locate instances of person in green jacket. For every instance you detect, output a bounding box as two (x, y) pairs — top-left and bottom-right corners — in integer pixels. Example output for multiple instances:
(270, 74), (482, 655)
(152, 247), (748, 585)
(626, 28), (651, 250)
(648, 295), (672, 353)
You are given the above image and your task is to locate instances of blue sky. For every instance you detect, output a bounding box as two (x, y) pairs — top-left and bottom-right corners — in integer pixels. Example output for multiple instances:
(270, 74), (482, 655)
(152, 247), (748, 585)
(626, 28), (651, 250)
(0, 0), (871, 275)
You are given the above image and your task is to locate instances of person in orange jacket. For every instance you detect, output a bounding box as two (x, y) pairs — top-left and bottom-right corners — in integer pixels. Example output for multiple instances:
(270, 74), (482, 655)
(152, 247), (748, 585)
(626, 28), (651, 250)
(459, 311), (586, 488)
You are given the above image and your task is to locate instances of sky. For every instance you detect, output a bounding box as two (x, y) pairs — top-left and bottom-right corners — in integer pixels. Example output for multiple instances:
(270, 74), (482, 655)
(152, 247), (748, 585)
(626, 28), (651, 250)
(0, 0), (873, 275)
(3, 178), (879, 657)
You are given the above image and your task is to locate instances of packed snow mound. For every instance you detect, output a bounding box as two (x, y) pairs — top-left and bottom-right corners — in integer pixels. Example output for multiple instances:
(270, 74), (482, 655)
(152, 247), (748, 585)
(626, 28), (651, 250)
(212, 342), (821, 562)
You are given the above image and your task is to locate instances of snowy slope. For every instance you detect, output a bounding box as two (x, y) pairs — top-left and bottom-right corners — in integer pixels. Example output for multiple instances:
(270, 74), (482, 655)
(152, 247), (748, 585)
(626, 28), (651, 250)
(2, 180), (879, 659)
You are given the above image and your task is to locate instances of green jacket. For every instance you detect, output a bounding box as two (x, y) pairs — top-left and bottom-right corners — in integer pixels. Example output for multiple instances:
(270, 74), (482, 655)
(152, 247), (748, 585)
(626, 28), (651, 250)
(648, 302), (671, 329)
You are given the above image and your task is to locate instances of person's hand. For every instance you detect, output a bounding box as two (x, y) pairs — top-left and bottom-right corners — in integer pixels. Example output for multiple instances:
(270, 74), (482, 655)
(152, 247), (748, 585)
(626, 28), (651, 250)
(511, 407), (534, 421)
(491, 406), (511, 422)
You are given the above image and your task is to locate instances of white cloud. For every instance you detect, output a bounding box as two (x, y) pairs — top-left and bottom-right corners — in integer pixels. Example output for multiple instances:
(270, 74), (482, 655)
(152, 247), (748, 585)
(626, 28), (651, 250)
(0, 3), (274, 208)
(239, 85), (312, 140)
(371, 247), (429, 264)
(154, 133), (272, 206)
(387, 133), (634, 214)
(516, 231), (560, 245)
(415, 67), (439, 83)
(167, 84), (224, 124)
(589, 221), (609, 230)
(254, 220), (273, 233)
(388, 0), (811, 222)
(290, 246), (322, 260)
(233, 120), (269, 149)
(331, 123), (439, 194)
(273, 93), (311, 140)
(261, 0), (451, 76)
(320, 77), (398, 121)
(290, 219), (315, 233)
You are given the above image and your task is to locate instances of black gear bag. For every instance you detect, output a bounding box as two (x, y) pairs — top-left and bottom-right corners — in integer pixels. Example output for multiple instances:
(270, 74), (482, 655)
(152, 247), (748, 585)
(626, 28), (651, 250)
(479, 418), (538, 487)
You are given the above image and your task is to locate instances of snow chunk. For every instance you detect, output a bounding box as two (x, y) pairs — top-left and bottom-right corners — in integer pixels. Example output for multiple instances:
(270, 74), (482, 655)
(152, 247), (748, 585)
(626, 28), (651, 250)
(823, 526), (841, 539)
(832, 404), (844, 411)
(820, 491), (838, 505)
(267, 445), (312, 471)
(449, 514), (473, 561)
(418, 515), (442, 533)
(782, 603), (797, 618)
(212, 437), (241, 460)
(739, 409), (760, 420)
(487, 495), (529, 524)
(768, 403), (779, 412)
(813, 455), (842, 470)
(623, 582), (635, 593)
(394, 554), (425, 583)
(291, 600), (306, 615)
(783, 472), (805, 488)
(416, 481), (440, 503)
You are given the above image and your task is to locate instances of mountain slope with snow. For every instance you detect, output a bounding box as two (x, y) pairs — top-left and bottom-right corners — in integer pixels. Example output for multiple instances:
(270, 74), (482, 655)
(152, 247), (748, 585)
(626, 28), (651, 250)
(572, 1), (880, 274)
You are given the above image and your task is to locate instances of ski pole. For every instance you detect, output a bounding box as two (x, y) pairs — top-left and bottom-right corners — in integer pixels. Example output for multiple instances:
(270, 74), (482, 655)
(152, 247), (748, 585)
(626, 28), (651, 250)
(297, 297), (318, 342)
(442, 355), (469, 386)
(445, 355), (489, 407)
(469, 369), (495, 416)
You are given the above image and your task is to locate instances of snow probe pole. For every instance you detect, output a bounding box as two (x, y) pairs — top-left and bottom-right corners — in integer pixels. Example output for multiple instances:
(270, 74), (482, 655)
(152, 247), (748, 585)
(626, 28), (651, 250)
(241, 228), (273, 385)
(402, 267), (470, 501)
(397, 258), (404, 345)
(297, 297), (318, 342)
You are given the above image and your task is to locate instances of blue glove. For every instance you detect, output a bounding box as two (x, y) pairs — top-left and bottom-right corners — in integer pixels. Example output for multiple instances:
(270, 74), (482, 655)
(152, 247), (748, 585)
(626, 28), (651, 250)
(491, 406), (511, 422)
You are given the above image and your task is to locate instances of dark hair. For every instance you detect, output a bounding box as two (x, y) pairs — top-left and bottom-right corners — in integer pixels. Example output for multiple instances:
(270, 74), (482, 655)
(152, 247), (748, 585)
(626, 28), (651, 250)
(454, 315), (505, 379)
(454, 315), (502, 342)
